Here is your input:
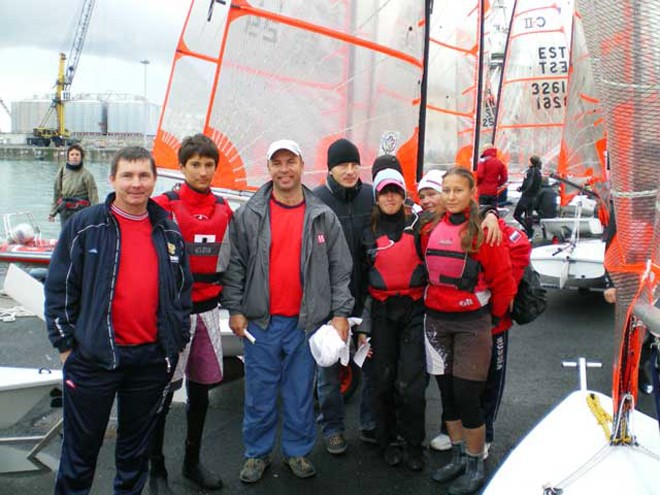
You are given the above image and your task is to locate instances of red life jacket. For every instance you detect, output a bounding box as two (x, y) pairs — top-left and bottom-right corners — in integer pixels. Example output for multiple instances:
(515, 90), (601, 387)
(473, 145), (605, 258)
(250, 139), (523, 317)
(164, 191), (231, 303)
(366, 226), (426, 302)
(425, 220), (481, 292)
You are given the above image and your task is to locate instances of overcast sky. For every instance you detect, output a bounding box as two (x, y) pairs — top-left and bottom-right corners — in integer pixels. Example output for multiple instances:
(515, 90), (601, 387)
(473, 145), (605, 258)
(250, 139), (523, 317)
(0, 0), (190, 131)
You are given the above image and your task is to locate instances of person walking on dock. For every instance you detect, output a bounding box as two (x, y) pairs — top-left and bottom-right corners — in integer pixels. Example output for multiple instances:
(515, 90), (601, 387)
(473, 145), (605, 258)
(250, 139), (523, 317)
(513, 155), (542, 239)
(48, 144), (99, 227)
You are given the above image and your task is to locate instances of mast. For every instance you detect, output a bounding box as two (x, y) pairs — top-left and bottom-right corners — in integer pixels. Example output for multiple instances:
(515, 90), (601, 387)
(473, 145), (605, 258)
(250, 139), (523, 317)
(416, 0), (433, 181)
(471, 0), (486, 171)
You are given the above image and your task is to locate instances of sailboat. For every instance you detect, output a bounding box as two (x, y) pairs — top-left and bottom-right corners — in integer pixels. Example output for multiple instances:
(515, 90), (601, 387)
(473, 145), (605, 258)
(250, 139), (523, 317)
(485, 0), (660, 491)
(493, 0), (574, 182)
(151, 0), (427, 196)
(529, 5), (608, 290)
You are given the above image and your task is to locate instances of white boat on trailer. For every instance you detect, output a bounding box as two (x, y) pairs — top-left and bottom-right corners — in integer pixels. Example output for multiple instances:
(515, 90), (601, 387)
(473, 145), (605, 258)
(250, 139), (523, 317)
(531, 238), (606, 289)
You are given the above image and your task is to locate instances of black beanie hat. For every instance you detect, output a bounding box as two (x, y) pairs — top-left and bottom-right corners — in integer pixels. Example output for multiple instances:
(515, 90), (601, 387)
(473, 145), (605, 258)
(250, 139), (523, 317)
(327, 138), (360, 170)
(371, 154), (403, 181)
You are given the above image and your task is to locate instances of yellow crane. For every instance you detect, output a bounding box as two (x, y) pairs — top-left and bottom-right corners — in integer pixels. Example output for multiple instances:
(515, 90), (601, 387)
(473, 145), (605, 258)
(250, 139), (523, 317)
(27, 0), (95, 147)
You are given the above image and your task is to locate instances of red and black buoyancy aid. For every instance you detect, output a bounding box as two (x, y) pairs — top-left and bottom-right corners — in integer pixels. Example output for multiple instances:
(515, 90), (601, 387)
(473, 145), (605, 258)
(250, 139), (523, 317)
(425, 219), (481, 292)
(365, 219), (426, 302)
(164, 190), (231, 303)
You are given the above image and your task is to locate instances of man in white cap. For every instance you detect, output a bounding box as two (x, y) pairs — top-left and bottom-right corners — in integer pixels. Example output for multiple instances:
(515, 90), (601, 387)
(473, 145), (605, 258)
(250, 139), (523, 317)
(222, 139), (354, 484)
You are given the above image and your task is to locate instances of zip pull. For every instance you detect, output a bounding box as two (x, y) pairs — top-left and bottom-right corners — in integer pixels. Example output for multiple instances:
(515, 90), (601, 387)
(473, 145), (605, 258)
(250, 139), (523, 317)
(165, 357), (172, 374)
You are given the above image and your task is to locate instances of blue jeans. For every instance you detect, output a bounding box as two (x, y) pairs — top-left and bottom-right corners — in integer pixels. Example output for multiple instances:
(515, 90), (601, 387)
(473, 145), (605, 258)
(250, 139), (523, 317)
(316, 357), (376, 437)
(316, 362), (345, 437)
(243, 316), (316, 459)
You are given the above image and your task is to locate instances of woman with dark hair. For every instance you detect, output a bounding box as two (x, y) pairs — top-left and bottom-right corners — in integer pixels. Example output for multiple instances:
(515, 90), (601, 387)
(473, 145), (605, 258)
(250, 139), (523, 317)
(49, 144), (99, 227)
(422, 167), (516, 494)
(358, 168), (427, 471)
(513, 155), (542, 238)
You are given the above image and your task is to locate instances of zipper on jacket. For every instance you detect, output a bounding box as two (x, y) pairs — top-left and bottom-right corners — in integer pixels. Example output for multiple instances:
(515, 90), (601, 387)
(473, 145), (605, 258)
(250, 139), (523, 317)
(106, 215), (121, 369)
(165, 356), (172, 374)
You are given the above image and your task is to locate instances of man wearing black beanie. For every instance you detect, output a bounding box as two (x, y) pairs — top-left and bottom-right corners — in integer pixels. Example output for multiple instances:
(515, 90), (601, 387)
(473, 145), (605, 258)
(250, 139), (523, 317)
(313, 138), (376, 456)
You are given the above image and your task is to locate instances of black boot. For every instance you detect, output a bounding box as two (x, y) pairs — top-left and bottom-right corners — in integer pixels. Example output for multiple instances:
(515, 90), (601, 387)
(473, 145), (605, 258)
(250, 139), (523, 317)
(432, 442), (467, 483)
(448, 451), (485, 494)
(183, 382), (223, 490)
(149, 456), (174, 495)
(183, 441), (224, 490)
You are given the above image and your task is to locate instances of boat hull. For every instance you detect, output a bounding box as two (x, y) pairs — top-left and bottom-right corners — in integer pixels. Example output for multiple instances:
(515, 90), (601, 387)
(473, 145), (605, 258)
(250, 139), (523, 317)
(484, 390), (660, 494)
(0, 367), (63, 429)
(0, 241), (55, 265)
(531, 239), (605, 289)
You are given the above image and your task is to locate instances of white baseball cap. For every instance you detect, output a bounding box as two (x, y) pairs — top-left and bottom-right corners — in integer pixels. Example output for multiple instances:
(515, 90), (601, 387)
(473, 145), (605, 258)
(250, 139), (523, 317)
(266, 139), (303, 160)
(417, 169), (444, 194)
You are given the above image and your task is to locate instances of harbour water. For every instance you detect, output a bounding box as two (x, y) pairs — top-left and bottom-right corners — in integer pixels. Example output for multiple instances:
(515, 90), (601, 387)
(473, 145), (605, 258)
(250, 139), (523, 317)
(0, 157), (181, 241)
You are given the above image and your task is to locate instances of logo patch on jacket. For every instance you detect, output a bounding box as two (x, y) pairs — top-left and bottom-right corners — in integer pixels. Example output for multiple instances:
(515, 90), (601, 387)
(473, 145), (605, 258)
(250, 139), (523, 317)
(167, 242), (176, 255)
(509, 231), (521, 243)
(317, 233), (325, 244)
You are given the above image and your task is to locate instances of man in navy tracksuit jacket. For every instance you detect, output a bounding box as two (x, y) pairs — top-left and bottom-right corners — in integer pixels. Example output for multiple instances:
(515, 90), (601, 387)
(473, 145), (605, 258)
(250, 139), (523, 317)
(45, 147), (192, 494)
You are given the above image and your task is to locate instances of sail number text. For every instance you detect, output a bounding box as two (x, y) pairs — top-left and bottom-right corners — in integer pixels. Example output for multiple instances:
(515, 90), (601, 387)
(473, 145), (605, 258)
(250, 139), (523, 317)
(532, 81), (567, 109)
(537, 46), (568, 74)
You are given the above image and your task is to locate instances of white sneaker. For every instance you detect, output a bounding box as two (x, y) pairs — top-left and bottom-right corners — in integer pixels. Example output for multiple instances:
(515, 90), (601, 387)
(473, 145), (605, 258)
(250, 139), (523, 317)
(429, 433), (452, 451)
(483, 442), (492, 460)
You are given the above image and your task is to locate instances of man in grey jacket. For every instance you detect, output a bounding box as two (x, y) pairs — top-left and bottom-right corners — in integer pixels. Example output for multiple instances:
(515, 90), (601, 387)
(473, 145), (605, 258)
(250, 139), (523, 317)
(222, 139), (354, 484)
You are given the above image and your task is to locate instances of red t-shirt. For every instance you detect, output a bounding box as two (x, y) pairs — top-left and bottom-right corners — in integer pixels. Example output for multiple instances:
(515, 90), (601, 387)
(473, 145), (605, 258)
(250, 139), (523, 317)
(269, 197), (305, 316)
(111, 204), (159, 345)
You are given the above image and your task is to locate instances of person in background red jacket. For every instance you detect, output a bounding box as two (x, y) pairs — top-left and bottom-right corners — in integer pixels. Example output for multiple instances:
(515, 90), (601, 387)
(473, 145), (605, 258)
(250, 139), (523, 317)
(150, 134), (233, 493)
(481, 220), (531, 460)
(422, 167), (516, 494)
(476, 146), (508, 208)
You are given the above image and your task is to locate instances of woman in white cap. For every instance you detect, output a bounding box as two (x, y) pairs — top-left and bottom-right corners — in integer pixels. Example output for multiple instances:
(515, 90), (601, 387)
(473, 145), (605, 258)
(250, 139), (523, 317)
(358, 166), (428, 471)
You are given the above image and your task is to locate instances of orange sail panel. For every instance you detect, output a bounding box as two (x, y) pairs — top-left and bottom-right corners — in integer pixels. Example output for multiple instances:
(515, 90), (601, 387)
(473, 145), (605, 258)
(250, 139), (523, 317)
(581, 0), (660, 426)
(494, 0), (573, 181)
(153, 1), (426, 192)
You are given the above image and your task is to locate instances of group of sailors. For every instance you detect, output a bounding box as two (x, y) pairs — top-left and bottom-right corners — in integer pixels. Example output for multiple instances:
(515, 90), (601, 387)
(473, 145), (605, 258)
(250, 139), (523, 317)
(41, 137), (655, 495)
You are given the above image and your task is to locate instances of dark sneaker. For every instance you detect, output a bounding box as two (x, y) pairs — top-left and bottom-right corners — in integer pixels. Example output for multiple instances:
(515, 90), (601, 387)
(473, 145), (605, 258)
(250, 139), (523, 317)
(406, 445), (425, 471)
(359, 428), (377, 445)
(383, 445), (403, 467)
(325, 433), (348, 455)
(239, 457), (271, 484)
(284, 456), (316, 479)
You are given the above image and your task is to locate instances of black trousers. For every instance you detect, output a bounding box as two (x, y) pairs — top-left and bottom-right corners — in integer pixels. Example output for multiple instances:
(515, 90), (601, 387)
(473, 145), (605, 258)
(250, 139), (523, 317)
(482, 332), (509, 443)
(370, 297), (426, 449)
(56, 344), (173, 495)
(513, 195), (535, 236)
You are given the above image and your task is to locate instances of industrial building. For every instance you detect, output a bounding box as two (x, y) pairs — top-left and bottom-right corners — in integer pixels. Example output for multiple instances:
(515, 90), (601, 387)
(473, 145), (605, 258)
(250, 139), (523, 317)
(10, 95), (160, 137)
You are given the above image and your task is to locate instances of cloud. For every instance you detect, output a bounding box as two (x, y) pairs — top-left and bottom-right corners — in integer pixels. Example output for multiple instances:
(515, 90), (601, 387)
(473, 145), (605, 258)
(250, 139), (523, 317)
(0, 0), (189, 131)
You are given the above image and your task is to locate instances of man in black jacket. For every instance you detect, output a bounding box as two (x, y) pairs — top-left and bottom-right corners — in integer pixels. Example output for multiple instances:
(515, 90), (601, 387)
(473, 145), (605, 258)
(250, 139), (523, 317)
(313, 138), (377, 455)
(514, 155), (543, 238)
(45, 147), (193, 494)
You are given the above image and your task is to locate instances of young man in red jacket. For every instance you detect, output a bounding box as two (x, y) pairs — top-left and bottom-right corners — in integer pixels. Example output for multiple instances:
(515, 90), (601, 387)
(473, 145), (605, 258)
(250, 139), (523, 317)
(476, 146), (508, 208)
(150, 134), (233, 493)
